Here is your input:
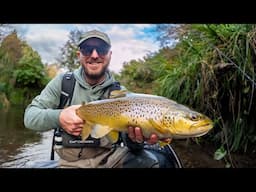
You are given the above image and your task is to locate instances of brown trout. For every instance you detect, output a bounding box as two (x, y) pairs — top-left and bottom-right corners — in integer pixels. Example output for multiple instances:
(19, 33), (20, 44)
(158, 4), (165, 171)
(76, 92), (213, 142)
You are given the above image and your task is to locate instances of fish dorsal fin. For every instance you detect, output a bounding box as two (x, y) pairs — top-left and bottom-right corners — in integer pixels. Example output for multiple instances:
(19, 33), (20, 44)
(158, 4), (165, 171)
(81, 123), (92, 140)
(109, 90), (128, 98)
(81, 101), (88, 106)
(148, 118), (166, 134)
(106, 131), (119, 143)
(91, 124), (112, 138)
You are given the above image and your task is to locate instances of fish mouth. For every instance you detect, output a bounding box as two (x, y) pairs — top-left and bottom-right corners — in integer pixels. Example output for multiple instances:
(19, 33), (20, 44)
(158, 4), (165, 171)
(174, 130), (210, 138)
(174, 123), (213, 138)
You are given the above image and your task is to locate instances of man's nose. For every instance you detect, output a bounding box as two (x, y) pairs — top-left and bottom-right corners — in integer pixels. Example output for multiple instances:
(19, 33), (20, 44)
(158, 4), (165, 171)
(90, 49), (99, 58)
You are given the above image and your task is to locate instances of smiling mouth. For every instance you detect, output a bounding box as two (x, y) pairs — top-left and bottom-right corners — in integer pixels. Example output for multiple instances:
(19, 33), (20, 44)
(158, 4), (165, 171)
(87, 62), (102, 64)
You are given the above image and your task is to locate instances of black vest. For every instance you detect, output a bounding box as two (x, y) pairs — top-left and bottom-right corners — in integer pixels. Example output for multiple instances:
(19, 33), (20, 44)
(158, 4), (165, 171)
(56, 72), (121, 148)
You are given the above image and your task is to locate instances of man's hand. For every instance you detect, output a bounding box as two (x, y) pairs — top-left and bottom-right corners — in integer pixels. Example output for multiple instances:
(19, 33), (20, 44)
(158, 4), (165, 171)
(127, 126), (172, 145)
(59, 105), (84, 136)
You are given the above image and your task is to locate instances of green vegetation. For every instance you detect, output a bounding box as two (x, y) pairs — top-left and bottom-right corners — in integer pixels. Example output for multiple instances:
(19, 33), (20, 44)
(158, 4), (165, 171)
(0, 30), (49, 108)
(118, 24), (256, 166)
(57, 29), (83, 71)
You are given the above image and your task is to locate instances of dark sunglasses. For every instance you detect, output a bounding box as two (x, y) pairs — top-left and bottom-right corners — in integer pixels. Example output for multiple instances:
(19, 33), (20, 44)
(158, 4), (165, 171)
(80, 45), (110, 56)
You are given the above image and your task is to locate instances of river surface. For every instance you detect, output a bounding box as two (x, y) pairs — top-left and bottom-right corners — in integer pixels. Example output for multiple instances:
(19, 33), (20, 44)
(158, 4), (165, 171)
(0, 106), (58, 168)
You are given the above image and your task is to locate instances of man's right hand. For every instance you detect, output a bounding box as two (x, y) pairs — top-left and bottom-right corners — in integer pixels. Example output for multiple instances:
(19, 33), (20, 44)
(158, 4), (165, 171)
(59, 105), (84, 136)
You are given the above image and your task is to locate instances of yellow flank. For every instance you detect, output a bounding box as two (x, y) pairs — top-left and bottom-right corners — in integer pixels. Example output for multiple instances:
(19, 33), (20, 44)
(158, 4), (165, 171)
(76, 92), (214, 141)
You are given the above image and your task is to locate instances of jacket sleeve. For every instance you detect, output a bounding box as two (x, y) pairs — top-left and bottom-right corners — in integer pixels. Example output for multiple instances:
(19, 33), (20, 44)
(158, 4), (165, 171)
(24, 74), (63, 131)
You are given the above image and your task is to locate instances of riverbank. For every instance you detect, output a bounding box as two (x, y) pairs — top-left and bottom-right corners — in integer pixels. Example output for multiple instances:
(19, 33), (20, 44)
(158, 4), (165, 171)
(171, 139), (256, 168)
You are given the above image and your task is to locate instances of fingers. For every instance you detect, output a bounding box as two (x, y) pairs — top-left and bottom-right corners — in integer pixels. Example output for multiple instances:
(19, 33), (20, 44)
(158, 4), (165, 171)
(134, 127), (143, 143)
(72, 130), (82, 136)
(59, 104), (85, 136)
(127, 126), (158, 144)
(128, 126), (144, 143)
(128, 126), (136, 142)
(127, 126), (172, 145)
(65, 123), (84, 136)
(68, 128), (83, 136)
(146, 134), (158, 145)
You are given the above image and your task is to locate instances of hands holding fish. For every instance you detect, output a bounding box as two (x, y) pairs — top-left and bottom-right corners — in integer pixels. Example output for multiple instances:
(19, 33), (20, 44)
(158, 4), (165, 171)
(59, 105), (84, 136)
(59, 105), (171, 145)
(127, 126), (171, 145)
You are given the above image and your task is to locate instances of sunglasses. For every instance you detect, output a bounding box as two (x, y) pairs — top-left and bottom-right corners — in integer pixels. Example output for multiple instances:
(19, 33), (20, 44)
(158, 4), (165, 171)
(80, 45), (110, 56)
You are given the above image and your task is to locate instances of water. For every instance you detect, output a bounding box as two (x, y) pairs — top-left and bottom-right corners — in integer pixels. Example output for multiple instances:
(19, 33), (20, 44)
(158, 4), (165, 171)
(0, 106), (58, 168)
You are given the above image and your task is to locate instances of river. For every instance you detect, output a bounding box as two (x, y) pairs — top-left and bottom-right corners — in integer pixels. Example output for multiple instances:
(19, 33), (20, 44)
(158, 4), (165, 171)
(0, 106), (58, 168)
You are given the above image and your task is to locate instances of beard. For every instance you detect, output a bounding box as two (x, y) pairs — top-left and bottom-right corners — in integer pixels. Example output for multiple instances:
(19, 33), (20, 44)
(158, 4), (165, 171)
(83, 61), (109, 81)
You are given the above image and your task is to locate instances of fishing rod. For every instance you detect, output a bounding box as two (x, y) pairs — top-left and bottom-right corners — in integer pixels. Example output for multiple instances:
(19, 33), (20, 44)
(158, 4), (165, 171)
(214, 46), (256, 87)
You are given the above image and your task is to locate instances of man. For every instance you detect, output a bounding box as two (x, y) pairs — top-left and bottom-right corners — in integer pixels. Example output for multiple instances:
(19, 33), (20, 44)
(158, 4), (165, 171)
(24, 29), (172, 168)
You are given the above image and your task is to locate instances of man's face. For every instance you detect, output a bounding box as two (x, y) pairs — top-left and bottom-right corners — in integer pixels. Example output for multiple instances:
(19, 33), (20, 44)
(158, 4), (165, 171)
(78, 38), (112, 80)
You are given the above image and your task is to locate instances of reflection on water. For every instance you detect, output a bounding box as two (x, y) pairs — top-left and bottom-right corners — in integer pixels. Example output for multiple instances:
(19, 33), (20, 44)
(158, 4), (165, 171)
(0, 106), (57, 168)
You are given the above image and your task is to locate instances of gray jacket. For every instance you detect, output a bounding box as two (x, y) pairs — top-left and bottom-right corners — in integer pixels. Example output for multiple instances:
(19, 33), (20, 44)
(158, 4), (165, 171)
(24, 66), (117, 132)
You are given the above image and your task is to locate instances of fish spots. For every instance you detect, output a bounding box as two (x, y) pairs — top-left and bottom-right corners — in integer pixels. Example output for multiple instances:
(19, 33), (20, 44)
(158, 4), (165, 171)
(76, 93), (213, 139)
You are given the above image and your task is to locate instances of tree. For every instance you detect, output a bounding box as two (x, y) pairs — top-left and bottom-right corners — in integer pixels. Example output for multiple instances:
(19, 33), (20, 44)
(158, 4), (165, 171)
(0, 30), (23, 64)
(57, 29), (83, 71)
(154, 24), (188, 47)
(46, 63), (60, 79)
(15, 42), (49, 88)
(0, 24), (12, 42)
(0, 30), (49, 105)
(14, 42), (49, 104)
(0, 31), (23, 96)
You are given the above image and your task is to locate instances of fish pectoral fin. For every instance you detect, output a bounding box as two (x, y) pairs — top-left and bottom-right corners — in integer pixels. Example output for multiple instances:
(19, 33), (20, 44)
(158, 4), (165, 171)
(91, 124), (112, 138)
(109, 90), (128, 98)
(148, 118), (165, 134)
(81, 124), (91, 140)
(106, 131), (119, 143)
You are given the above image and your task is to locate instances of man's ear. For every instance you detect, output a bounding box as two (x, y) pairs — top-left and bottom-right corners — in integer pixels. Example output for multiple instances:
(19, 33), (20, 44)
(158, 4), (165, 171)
(77, 50), (81, 58)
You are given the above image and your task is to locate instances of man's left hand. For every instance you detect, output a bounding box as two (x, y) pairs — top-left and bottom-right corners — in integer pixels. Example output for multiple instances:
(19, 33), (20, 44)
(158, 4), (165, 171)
(127, 126), (170, 145)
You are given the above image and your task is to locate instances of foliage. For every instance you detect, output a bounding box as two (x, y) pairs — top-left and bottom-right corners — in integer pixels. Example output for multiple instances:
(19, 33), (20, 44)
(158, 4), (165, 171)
(117, 48), (176, 94)
(155, 24), (256, 158)
(0, 31), (24, 99)
(0, 32), (49, 106)
(154, 24), (188, 47)
(57, 29), (83, 71)
(46, 63), (60, 79)
(14, 43), (49, 88)
(120, 24), (256, 166)
(0, 24), (13, 42)
(14, 42), (49, 105)
(0, 31), (23, 64)
(214, 146), (227, 160)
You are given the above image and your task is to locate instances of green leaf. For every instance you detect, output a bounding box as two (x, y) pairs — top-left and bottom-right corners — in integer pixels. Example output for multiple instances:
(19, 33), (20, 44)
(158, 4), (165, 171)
(214, 146), (227, 160)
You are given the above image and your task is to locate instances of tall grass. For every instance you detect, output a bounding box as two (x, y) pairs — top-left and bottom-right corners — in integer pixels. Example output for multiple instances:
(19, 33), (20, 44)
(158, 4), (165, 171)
(156, 24), (256, 162)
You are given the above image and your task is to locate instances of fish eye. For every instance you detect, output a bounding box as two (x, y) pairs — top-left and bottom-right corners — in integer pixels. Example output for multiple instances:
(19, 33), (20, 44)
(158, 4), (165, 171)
(189, 114), (199, 121)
